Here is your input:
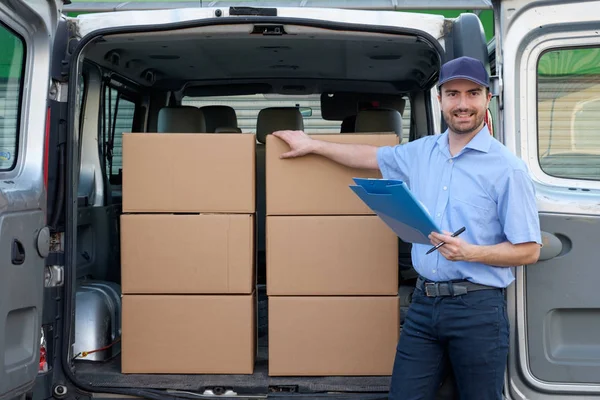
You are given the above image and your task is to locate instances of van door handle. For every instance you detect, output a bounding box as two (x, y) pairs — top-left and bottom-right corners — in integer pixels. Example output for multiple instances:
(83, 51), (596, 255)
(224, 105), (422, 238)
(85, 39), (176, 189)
(538, 231), (569, 261)
(12, 239), (25, 265)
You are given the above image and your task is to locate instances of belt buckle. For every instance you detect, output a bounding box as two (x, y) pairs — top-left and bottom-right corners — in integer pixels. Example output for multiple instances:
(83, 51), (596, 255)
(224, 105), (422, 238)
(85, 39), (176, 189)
(424, 282), (439, 297)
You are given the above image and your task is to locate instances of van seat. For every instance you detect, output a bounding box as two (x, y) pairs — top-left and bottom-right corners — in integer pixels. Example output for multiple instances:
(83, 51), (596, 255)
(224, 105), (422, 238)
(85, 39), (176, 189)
(256, 107), (305, 264)
(157, 106), (206, 133)
(355, 108), (403, 138)
(200, 105), (240, 133)
(256, 107), (304, 145)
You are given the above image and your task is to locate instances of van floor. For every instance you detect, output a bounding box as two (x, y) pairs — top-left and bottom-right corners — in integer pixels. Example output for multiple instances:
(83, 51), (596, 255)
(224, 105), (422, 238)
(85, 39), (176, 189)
(73, 285), (392, 395)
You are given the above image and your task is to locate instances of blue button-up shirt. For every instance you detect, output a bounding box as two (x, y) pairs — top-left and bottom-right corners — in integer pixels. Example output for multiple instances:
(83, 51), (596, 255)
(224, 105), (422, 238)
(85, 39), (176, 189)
(376, 125), (541, 288)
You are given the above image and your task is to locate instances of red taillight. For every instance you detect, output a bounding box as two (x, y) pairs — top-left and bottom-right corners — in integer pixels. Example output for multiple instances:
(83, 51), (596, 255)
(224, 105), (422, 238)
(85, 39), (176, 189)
(39, 346), (48, 373)
(39, 328), (48, 373)
(43, 107), (51, 190)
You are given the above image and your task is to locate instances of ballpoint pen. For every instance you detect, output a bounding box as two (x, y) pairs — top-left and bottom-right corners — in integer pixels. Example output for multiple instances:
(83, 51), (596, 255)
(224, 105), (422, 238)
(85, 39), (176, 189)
(426, 226), (466, 255)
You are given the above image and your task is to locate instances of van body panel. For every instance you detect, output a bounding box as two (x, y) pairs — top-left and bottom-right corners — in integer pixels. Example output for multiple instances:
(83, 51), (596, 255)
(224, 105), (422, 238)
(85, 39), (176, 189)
(0, 1), (60, 399)
(499, 0), (600, 398)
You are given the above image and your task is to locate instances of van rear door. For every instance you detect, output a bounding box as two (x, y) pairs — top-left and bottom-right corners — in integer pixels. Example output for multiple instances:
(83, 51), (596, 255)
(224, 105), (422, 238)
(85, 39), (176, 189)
(0, 1), (60, 399)
(498, 0), (600, 398)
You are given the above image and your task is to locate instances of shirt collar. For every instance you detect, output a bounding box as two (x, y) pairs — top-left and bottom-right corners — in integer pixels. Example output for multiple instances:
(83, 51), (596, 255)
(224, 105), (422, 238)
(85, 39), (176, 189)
(436, 123), (492, 155)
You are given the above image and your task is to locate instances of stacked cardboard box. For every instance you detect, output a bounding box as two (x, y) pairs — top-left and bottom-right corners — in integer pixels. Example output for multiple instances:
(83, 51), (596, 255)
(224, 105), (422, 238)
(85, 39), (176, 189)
(266, 133), (400, 376)
(120, 133), (256, 374)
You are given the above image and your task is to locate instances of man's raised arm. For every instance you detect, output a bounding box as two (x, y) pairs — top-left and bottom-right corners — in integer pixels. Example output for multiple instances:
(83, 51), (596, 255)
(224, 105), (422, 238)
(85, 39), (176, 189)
(272, 130), (380, 170)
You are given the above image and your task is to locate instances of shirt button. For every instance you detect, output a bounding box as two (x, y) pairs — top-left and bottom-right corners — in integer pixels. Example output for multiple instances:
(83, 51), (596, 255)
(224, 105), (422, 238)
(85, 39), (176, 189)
(448, 159), (453, 164)
(436, 213), (441, 217)
(443, 186), (447, 190)
(432, 270), (437, 273)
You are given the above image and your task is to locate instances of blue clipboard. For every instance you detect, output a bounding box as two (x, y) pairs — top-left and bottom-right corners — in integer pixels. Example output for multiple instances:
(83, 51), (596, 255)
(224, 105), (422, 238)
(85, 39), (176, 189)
(349, 178), (441, 244)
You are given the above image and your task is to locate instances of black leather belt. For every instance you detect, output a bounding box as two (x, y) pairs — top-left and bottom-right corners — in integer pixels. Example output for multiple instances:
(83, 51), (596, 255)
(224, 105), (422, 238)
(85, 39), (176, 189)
(416, 276), (501, 297)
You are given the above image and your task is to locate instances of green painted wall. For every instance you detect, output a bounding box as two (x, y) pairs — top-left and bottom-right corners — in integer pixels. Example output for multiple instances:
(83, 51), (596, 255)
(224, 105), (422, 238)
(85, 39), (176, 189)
(0, 24), (24, 81)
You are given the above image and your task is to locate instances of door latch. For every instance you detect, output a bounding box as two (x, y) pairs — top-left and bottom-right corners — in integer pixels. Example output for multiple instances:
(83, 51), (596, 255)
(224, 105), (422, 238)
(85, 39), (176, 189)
(11, 239), (25, 265)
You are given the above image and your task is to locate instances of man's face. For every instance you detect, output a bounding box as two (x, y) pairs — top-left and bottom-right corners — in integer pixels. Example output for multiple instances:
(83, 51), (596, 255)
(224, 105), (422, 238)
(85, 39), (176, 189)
(438, 79), (491, 135)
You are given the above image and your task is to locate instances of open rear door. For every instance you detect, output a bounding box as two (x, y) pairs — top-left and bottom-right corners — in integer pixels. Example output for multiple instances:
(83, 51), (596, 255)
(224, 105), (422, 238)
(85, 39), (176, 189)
(0, 1), (60, 399)
(498, 0), (600, 398)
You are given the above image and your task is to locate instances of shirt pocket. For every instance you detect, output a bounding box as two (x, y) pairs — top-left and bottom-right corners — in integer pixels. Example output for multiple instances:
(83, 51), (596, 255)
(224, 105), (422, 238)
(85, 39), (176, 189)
(450, 194), (496, 229)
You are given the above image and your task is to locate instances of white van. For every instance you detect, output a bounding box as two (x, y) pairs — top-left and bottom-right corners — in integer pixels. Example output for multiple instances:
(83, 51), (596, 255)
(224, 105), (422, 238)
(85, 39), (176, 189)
(1, 0), (599, 399)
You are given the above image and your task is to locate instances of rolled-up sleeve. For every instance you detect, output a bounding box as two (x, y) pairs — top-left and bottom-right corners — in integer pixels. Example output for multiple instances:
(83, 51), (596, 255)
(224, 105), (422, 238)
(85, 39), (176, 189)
(376, 144), (411, 183)
(497, 169), (542, 245)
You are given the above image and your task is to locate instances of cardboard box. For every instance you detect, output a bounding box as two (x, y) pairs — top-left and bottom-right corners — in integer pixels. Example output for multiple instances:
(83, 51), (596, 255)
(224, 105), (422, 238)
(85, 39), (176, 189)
(266, 133), (399, 215)
(269, 296), (399, 376)
(122, 294), (256, 374)
(123, 133), (255, 213)
(121, 214), (254, 294)
(267, 216), (398, 295)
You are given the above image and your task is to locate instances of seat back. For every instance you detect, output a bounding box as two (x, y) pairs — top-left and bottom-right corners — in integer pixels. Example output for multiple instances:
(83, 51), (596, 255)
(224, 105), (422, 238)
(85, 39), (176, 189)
(200, 105), (239, 133)
(355, 108), (403, 138)
(157, 106), (206, 133)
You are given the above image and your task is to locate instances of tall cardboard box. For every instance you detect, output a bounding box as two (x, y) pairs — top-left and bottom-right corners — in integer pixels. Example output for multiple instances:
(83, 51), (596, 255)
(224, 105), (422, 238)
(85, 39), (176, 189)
(122, 294), (256, 374)
(269, 296), (399, 376)
(122, 133), (256, 213)
(266, 133), (399, 215)
(121, 214), (255, 294)
(121, 133), (257, 374)
(267, 215), (397, 296)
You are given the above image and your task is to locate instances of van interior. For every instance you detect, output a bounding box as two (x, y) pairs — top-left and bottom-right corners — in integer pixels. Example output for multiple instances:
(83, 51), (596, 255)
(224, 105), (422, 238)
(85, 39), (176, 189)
(61, 13), (484, 398)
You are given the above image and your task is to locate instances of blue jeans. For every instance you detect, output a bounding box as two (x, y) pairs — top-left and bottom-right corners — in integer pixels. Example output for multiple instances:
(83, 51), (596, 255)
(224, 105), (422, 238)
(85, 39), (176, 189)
(389, 285), (509, 400)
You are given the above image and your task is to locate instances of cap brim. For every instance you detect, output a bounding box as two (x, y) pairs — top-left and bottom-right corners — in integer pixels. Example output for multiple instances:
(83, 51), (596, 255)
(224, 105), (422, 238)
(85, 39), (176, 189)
(438, 75), (489, 88)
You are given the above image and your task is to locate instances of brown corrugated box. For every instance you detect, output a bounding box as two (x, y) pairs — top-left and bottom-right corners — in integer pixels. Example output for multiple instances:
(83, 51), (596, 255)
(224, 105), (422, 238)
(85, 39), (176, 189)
(266, 215), (398, 296)
(269, 296), (399, 376)
(121, 214), (254, 294)
(122, 294), (256, 374)
(122, 133), (255, 213)
(266, 133), (399, 215)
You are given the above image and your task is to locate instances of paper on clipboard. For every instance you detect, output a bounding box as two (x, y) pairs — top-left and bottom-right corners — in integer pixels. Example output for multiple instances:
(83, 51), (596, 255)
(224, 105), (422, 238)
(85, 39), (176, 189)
(349, 178), (442, 245)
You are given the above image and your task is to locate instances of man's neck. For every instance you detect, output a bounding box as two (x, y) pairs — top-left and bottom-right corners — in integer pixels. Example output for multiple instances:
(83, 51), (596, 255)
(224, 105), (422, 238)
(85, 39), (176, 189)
(448, 123), (484, 156)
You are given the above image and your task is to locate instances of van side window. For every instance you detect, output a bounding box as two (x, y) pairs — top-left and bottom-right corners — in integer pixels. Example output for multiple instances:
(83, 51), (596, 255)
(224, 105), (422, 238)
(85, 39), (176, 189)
(103, 87), (135, 182)
(0, 23), (25, 171)
(537, 47), (600, 181)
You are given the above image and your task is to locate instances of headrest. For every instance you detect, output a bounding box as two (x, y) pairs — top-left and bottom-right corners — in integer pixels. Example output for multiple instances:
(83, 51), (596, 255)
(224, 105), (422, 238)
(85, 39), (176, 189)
(256, 107), (304, 144)
(215, 127), (242, 133)
(157, 106), (206, 133)
(200, 105), (238, 133)
(355, 109), (403, 137)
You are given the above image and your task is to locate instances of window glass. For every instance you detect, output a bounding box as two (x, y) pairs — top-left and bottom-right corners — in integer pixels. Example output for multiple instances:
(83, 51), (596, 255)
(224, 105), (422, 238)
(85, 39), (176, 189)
(0, 23), (25, 170)
(538, 47), (600, 180)
(104, 88), (135, 178)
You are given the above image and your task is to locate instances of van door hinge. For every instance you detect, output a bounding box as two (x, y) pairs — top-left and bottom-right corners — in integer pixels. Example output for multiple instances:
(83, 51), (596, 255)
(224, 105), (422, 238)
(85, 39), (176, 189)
(49, 80), (69, 103)
(45, 266), (64, 287)
(490, 75), (502, 109)
(46, 232), (65, 287)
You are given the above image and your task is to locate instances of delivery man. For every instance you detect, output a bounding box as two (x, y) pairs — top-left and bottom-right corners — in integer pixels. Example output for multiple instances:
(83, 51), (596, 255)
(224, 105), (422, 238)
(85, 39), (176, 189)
(272, 56), (542, 400)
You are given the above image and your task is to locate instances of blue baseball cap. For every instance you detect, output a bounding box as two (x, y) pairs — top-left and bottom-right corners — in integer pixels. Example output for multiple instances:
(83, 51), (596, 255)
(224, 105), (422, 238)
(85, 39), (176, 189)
(438, 56), (489, 88)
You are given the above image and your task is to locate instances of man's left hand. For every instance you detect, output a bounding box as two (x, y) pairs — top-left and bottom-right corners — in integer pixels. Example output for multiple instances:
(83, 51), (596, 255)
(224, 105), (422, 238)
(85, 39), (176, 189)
(429, 231), (475, 262)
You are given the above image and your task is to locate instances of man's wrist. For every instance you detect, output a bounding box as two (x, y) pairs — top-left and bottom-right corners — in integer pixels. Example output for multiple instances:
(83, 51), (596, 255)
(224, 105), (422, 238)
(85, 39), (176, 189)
(311, 139), (325, 155)
(465, 244), (483, 263)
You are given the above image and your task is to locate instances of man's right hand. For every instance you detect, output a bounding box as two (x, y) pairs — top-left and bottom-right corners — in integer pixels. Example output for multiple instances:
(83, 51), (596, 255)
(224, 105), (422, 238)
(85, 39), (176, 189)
(272, 129), (380, 170)
(272, 130), (316, 159)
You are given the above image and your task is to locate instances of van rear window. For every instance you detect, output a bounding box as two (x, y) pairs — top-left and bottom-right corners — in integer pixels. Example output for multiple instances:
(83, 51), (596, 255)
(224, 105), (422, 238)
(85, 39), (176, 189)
(0, 23), (24, 171)
(537, 47), (600, 181)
